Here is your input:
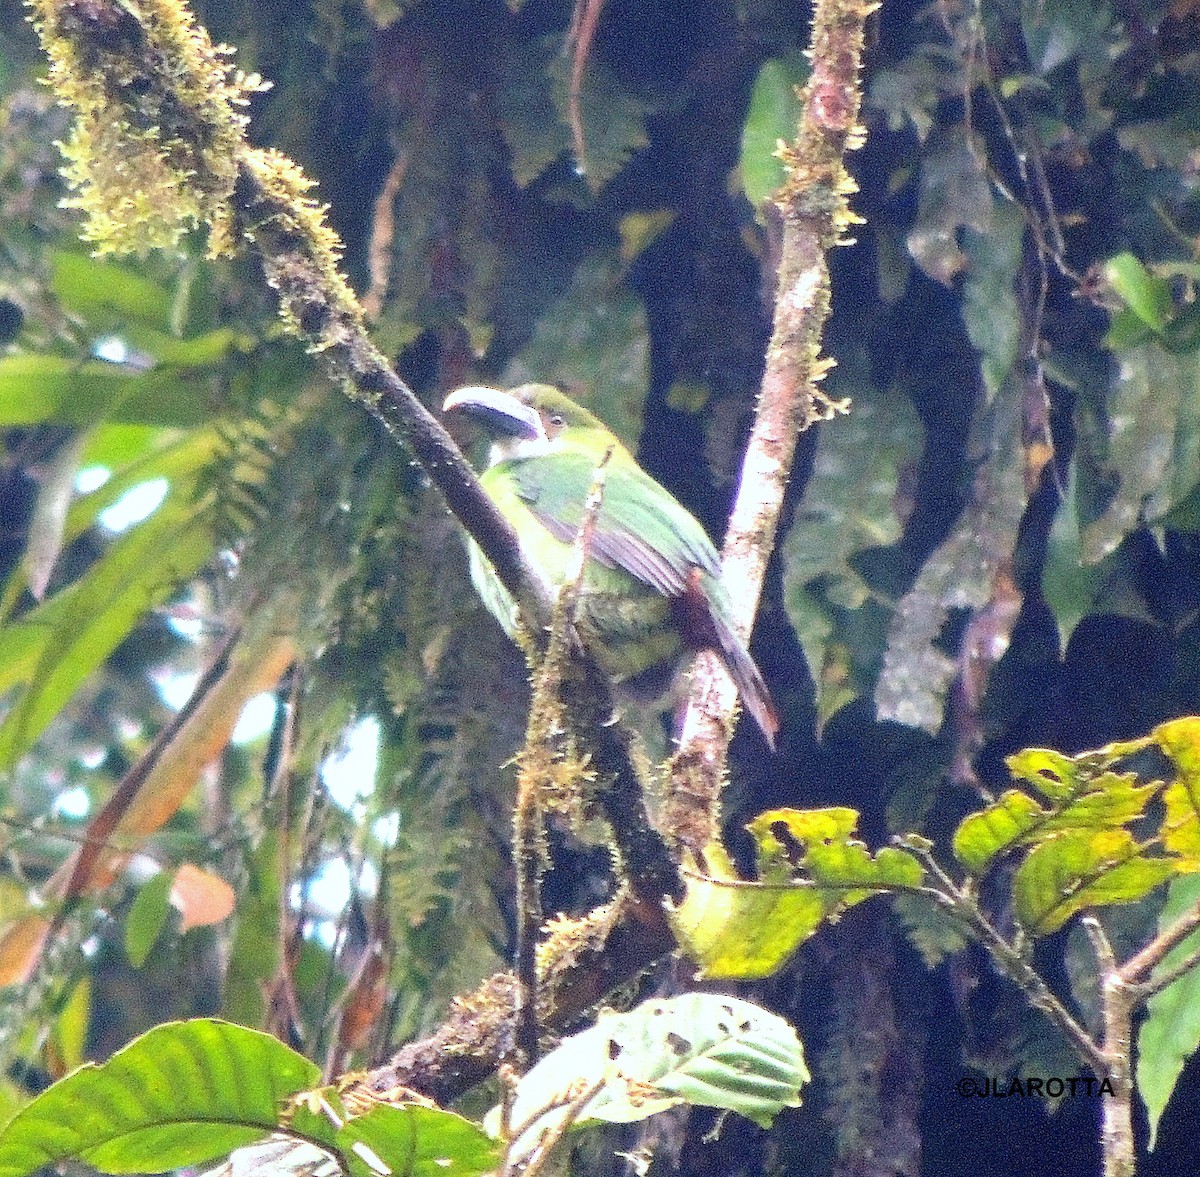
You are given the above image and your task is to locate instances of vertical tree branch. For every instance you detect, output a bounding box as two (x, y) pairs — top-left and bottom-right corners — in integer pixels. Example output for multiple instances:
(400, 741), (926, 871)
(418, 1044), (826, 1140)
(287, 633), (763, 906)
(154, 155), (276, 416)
(512, 448), (615, 1064)
(668, 0), (873, 852)
(1082, 917), (1136, 1177)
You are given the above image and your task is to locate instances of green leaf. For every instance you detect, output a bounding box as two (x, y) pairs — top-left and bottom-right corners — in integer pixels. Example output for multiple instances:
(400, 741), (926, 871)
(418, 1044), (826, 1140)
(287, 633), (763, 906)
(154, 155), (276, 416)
(1022, 0), (1117, 76)
(125, 872), (173, 968)
(222, 833), (284, 1026)
(0, 429), (221, 629)
(892, 894), (968, 969)
(0, 355), (210, 429)
(80, 423), (169, 469)
(0, 1020), (319, 1176)
(906, 128), (994, 285)
(501, 993), (808, 1167)
(1103, 253), (1172, 334)
(671, 810), (924, 979)
(24, 433), (89, 600)
(1042, 461), (1107, 647)
(949, 723), (1200, 935)
(50, 977), (92, 1075)
(279, 1097), (499, 1177)
(65, 429), (223, 542)
(493, 36), (572, 188)
(781, 368), (922, 726)
(0, 488), (214, 768)
(1080, 345), (1200, 561)
(618, 210), (675, 266)
(1105, 307), (1157, 351)
(877, 204), (1028, 730)
(962, 203), (1025, 401)
(50, 251), (174, 334)
(1137, 874), (1200, 1149)
(876, 394), (1026, 732)
(867, 50), (946, 141)
(1011, 829), (1174, 935)
(548, 53), (650, 191)
(337, 1104), (499, 1177)
(783, 594), (861, 734)
(115, 325), (252, 369)
(739, 53), (809, 212)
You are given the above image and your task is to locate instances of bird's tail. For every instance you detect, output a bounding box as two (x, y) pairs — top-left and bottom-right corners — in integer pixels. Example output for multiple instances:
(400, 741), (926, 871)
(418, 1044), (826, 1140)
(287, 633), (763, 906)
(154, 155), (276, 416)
(710, 609), (780, 751)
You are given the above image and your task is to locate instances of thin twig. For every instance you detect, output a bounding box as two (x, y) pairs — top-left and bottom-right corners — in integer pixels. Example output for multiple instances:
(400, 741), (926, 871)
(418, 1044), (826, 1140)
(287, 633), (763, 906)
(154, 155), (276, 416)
(505, 1077), (607, 1177)
(1120, 897), (1200, 985)
(902, 838), (1107, 1074)
(1132, 939), (1200, 1000)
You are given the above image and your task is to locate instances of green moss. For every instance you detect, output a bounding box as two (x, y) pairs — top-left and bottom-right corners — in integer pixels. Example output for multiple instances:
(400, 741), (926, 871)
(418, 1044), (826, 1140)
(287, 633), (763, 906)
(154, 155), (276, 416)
(28, 0), (266, 255)
(240, 147), (362, 340)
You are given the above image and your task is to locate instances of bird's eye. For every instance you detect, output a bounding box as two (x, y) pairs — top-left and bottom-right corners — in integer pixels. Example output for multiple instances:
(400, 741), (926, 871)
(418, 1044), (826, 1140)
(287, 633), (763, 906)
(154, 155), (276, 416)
(548, 414), (565, 428)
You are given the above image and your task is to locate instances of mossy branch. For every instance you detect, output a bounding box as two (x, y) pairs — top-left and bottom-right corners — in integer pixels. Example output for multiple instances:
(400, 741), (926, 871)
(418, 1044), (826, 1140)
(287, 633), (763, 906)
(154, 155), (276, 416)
(28, 0), (550, 638)
(511, 449), (612, 1065)
(668, 0), (873, 852)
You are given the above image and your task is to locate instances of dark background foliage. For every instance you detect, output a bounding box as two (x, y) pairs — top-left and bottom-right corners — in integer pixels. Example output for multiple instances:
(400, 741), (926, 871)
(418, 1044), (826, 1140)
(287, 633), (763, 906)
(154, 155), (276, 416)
(3, 0), (1200, 1173)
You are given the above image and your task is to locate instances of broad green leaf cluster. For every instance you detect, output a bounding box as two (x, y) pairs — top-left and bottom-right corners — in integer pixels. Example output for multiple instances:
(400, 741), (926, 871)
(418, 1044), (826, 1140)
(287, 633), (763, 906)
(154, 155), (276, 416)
(0, 1003), (803, 1177)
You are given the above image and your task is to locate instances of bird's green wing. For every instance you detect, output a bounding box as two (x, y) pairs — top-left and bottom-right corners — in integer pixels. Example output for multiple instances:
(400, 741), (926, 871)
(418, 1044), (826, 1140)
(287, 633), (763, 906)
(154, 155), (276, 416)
(503, 451), (721, 595)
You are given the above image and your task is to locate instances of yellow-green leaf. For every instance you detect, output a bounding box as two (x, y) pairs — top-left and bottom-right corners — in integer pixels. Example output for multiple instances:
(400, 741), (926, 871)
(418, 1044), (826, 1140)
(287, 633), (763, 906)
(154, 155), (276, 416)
(1012, 829), (1174, 934)
(953, 790), (1046, 874)
(670, 843), (828, 980)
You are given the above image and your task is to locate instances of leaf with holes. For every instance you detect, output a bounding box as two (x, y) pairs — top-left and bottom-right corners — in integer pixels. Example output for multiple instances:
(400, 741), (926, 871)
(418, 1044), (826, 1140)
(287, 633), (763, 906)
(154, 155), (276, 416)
(954, 751), (1159, 875)
(499, 993), (807, 1169)
(672, 811), (924, 979)
(749, 808), (925, 901)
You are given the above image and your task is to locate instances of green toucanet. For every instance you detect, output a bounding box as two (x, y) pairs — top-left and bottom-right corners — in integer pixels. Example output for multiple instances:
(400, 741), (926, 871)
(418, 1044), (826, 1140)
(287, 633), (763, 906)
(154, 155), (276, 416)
(442, 383), (779, 748)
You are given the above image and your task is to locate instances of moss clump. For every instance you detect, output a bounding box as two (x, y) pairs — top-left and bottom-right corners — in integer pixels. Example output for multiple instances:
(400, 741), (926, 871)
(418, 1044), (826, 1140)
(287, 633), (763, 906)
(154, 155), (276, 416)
(239, 147), (362, 341)
(28, 0), (267, 255)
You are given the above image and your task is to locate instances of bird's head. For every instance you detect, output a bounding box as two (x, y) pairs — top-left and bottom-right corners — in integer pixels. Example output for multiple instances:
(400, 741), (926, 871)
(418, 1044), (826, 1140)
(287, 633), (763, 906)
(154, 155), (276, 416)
(443, 383), (611, 464)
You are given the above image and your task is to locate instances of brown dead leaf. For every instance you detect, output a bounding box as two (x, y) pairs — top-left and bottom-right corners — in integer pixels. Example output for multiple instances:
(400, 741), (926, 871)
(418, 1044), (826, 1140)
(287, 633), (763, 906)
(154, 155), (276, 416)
(170, 863), (236, 933)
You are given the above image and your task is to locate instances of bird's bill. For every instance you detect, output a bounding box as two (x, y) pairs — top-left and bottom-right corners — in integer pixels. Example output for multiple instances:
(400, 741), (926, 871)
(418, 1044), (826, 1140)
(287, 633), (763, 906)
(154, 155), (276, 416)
(443, 386), (544, 440)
